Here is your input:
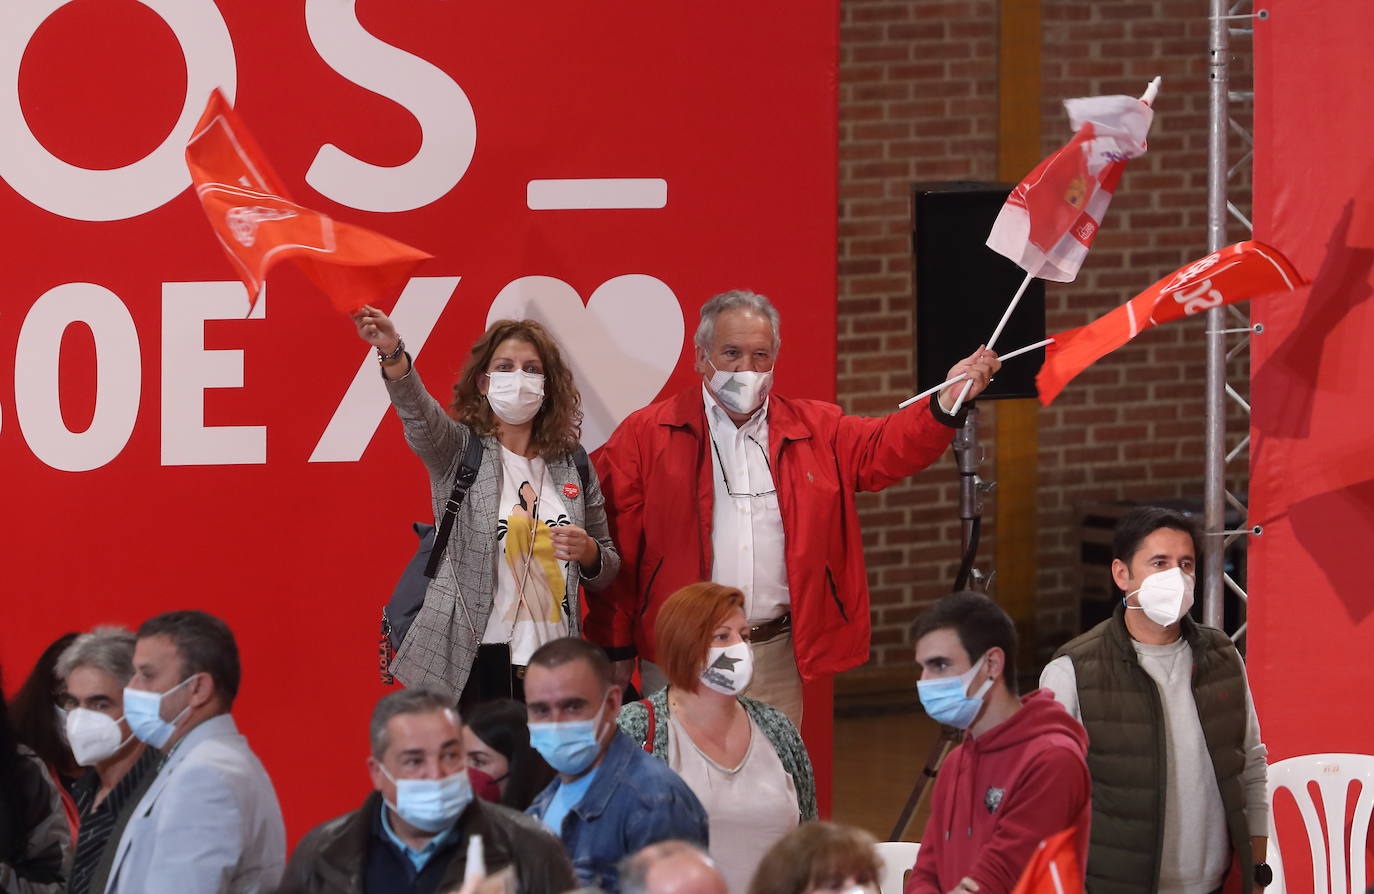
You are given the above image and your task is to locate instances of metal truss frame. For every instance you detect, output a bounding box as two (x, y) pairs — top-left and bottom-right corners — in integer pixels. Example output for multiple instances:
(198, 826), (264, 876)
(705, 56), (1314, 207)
(1203, 0), (1265, 644)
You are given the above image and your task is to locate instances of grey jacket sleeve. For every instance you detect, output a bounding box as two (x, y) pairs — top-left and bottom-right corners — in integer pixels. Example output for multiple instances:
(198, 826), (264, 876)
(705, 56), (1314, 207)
(383, 358), (469, 478)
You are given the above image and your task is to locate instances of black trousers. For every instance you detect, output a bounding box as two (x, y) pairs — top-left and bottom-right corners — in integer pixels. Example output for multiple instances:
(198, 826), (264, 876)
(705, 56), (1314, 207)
(457, 644), (526, 714)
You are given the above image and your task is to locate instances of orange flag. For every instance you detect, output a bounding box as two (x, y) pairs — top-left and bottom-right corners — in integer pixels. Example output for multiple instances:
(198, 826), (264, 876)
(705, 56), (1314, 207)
(1036, 240), (1305, 405)
(1009, 827), (1083, 894)
(184, 89), (431, 314)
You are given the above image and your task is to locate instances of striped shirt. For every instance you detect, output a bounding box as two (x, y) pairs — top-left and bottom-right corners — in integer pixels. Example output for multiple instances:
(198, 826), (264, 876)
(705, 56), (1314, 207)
(68, 749), (161, 894)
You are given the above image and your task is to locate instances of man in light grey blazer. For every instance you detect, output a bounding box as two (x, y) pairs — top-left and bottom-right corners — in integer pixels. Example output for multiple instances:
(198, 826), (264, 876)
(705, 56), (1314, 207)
(102, 610), (285, 894)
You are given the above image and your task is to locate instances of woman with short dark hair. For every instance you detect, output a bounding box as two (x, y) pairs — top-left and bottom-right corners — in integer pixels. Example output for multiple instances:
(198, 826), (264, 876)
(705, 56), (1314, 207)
(353, 307), (620, 710)
(461, 698), (556, 811)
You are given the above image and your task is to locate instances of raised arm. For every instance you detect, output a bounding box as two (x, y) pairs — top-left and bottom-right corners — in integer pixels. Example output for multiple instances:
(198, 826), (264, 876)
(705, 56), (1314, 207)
(836, 346), (1000, 493)
(352, 304), (467, 477)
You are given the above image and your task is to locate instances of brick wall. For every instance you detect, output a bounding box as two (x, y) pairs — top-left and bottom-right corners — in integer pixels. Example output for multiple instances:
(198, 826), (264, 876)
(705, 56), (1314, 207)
(836, 0), (1254, 677)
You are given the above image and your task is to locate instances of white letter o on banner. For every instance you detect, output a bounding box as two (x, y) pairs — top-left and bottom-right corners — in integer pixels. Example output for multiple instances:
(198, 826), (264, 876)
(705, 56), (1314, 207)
(15, 284), (143, 472)
(0, 0), (236, 222)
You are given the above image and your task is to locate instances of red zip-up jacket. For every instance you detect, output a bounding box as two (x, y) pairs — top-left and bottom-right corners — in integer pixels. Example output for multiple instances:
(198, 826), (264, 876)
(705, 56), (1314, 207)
(587, 386), (957, 680)
(907, 690), (1092, 894)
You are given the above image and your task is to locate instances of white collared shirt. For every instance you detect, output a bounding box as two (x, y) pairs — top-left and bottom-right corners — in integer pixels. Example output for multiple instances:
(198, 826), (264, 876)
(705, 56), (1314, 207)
(704, 385), (790, 621)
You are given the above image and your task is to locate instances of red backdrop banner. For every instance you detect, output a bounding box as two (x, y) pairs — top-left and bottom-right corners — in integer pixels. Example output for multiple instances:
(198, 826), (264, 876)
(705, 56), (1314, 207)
(0, 1), (839, 838)
(1252, 0), (1374, 880)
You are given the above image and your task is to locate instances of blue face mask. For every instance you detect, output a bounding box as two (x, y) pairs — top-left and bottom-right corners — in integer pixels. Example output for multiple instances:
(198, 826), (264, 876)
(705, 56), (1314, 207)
(122, 675), (197, 749)
(528, 691), (609, 776)
(916, 653), (993, 730)
(379, 766), (473, 833)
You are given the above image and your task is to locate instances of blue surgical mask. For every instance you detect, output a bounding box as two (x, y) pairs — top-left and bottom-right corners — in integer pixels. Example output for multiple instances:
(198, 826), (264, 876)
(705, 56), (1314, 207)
(379, 766), (473, 833)
(122, 675), (197, 749)
(916, 653), (993, 730)
(528, 691), (609, 775)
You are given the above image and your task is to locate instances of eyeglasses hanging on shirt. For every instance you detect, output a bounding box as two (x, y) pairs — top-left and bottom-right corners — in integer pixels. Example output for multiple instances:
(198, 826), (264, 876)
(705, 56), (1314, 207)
(710, 435), (777, 498)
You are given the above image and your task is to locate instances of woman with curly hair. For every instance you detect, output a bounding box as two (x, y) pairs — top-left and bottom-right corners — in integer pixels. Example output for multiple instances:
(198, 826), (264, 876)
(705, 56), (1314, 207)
(353, 307), (620, 711)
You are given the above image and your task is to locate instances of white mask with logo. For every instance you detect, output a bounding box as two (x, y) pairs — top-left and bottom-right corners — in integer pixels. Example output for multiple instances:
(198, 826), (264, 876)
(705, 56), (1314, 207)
(1126, 566), (1195, 627)
(707, 362), (774, 416)
(485, 370), (545, 425)
(699, 642), (754, 695)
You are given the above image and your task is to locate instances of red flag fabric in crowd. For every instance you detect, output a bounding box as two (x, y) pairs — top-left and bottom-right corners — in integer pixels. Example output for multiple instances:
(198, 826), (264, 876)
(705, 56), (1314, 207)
(987, 80), (1159, 283)
(185, 89), (431, 314)
(1009, 828), (1083, 894)
(1037, 240), (1305, 405)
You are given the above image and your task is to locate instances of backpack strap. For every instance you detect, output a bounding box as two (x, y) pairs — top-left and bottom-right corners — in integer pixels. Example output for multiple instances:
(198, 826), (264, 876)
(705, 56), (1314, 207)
(641, 698), (656, 753)
(424, 434), (485, 579)
(572, 445), (590, 490)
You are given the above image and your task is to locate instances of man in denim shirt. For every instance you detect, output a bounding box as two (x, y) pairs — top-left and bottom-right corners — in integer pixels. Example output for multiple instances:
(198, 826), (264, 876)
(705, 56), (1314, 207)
(525, 639), (708, 893)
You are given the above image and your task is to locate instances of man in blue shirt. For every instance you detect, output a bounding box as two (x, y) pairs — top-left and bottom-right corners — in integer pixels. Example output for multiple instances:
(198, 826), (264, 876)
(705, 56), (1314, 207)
(278, 688), (574, 894)
(526, 639), (708, 893)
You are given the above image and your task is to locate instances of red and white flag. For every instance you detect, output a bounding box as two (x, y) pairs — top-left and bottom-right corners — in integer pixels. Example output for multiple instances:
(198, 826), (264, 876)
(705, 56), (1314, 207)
(185, 89), (431, 314)
(987, 79), (1159, 283)
(1009, 827), (1083, 894)
(1037, 240), (1305, 405)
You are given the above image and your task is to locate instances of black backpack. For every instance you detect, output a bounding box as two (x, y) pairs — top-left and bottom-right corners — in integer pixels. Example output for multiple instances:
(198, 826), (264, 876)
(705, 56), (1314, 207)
(378, 439), (590, 684)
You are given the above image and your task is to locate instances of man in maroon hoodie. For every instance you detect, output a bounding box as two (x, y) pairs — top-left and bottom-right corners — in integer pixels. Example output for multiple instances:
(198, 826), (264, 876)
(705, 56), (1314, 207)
(906, 592), (1091, 894)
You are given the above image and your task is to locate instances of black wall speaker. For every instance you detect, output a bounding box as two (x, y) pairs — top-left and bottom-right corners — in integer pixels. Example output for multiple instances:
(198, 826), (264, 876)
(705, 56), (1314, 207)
(912, 182), (1046, 401)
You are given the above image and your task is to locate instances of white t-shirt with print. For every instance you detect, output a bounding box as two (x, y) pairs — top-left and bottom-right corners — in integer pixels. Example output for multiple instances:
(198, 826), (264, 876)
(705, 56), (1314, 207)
(482, 446), (572, 664)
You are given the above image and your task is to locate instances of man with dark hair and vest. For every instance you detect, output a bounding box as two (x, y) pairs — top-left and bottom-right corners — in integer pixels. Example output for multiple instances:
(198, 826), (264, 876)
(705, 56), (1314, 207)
(1040, 506), (1270, 894)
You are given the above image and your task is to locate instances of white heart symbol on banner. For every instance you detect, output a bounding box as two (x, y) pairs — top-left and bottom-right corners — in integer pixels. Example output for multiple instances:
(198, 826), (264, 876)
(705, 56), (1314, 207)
(486, 275), (685, 452)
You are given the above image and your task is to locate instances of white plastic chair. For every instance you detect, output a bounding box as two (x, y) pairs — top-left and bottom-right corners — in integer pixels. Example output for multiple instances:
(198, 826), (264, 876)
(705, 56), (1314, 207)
(874, 841), (921, 894)
(1267, 752), (1374, 894)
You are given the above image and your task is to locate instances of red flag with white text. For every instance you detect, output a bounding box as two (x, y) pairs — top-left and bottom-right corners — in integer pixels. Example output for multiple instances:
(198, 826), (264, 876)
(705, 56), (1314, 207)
(1037, 241), (1305, 405)
(987, 81), (1158, 282)
(185, 89), (431, 314)
(1009, 827), (1083, 894)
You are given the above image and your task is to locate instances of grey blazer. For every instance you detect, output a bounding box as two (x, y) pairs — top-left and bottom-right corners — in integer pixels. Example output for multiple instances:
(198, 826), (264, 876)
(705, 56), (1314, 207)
(386, 362), (620, 700)
(104, 715), (285, 894)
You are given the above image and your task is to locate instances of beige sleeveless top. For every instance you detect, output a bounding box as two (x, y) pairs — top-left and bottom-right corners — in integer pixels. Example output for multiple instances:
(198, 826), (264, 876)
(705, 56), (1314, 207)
(667, 712), (799, 893)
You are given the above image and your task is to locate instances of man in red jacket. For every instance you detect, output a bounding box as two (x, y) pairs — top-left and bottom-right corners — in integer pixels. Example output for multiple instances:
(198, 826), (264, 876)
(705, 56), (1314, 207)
(589, 290), (999, 723)
(907, 592), (1091, 894)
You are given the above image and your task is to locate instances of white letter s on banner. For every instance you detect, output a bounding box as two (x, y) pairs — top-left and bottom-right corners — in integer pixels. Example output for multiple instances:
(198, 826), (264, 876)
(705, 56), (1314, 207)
(304, 0), (476, 212)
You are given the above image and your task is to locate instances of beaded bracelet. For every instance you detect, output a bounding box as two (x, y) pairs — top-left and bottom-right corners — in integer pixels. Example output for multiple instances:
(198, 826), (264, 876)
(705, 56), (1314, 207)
(376, 337), (406, 364)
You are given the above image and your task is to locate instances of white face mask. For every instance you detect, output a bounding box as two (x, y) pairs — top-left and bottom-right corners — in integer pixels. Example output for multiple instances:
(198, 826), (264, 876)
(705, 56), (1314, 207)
(699, 641), (754, 695)
(485, 370), (545, 425)
(66, 708), (134, 766)
(707, 361), (774, 416)
(1126, 566), (1195, 627)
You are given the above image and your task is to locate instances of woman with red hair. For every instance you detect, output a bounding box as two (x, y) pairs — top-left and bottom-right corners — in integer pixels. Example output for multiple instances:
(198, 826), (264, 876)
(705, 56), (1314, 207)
(618, 582), (815, 893)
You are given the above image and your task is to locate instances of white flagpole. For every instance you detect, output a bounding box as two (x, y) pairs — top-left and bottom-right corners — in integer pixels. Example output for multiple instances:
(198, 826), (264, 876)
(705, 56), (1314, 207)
(947, 269), (1036, 414)
(897, 336), (1054, 409)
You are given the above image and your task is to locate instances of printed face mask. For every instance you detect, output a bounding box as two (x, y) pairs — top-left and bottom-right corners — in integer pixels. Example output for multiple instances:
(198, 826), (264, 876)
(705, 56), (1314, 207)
(380, 766), (473, 833)
(699, 641), (754, 696)
(486, 370), (546, 425)
(916, 653), (994, 730)
(528, 691), (609, 776)
(1126, 566), (1195, 627)
(122, 675), (197, 749)
(707, 361), (774, 416)
(66, 708), (134, 766)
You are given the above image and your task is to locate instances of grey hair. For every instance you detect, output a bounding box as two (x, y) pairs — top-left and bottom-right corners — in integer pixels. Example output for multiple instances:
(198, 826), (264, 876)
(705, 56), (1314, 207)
(619, 841), (718, 894)
(693, 290), (781, 353)
(369, 687), (460, 759)
(55, 626), (137, 684)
